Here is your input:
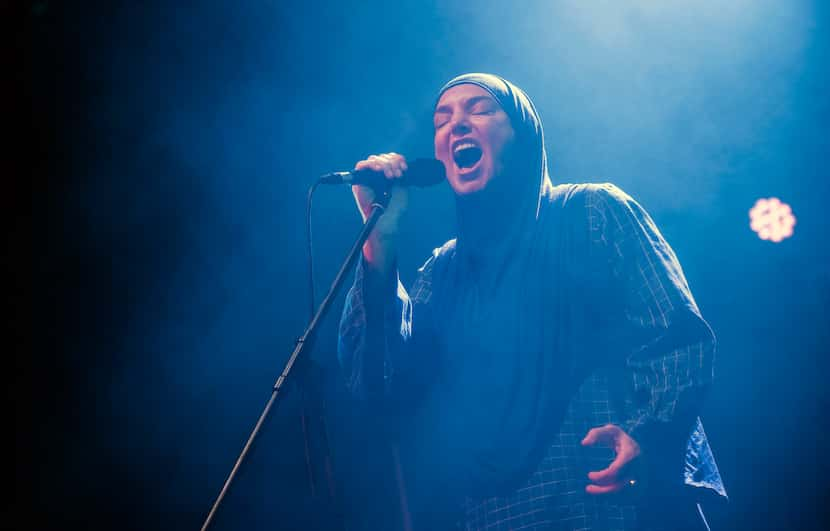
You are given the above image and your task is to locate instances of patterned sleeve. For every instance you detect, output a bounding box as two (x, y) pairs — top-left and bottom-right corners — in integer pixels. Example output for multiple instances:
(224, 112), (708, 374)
(585, 184), (716, 480)
(337, 251), (439, 406)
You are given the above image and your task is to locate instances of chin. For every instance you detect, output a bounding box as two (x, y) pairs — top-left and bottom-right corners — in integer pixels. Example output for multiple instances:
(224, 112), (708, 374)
(451, 179), (488, 196)
(449, 168), (494, 196)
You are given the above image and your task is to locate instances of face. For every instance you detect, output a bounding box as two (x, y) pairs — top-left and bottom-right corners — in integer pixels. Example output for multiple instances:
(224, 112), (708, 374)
(434, 84), (515, 196)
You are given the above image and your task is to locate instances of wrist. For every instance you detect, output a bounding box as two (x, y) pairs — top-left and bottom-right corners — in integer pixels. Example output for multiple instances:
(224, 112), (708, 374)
(363, 234), (397, 275)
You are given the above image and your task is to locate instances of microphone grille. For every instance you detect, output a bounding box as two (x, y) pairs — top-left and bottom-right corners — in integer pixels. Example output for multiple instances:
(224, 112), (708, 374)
(407, 158), (446, 187)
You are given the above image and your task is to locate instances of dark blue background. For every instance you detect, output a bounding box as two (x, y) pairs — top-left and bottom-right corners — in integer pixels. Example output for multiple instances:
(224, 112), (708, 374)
(28, 1), (829, 529)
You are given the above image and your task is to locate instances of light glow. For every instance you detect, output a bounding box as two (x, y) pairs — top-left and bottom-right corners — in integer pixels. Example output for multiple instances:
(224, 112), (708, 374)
(749, 197), (796, 243)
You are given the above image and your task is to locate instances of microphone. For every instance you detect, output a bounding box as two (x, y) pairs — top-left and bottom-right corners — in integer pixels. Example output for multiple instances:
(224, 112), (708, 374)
(318, 158), (446, 189)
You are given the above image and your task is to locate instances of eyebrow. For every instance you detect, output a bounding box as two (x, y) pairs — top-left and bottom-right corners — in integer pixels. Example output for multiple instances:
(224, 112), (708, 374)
(434, 95), (497, 115)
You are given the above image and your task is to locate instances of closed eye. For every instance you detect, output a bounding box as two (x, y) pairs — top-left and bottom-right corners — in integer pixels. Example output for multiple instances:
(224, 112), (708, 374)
(433, 113), (450, 129)
(468, 96), (498, 115)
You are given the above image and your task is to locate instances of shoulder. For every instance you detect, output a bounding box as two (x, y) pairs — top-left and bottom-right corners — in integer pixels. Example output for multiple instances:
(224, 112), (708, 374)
(544, 182), (636, 209)
(540, 182), (640, 228)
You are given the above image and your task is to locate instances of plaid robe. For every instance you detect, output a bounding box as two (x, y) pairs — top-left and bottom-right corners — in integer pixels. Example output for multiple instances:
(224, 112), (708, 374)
(339, 183), (727, 530)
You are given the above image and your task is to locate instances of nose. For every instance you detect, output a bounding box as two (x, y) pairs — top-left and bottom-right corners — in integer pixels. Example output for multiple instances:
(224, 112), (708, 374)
(450, 115), (471, 135)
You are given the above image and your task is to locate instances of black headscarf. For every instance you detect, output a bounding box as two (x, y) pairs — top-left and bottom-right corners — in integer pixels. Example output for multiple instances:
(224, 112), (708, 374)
(437, 73), (554, 255)
(402, 74), (597, 508)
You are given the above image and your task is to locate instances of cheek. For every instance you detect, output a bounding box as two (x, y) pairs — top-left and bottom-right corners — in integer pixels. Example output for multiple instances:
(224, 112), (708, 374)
(482, 120), (514, 156)
(434, 134), (449, 160)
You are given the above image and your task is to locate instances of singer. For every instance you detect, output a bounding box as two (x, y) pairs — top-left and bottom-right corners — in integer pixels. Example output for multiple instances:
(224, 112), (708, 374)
(337, 73), (726, 530)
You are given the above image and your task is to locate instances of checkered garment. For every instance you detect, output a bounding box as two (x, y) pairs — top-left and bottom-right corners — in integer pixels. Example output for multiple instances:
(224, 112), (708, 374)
(338, 183), (726, 531)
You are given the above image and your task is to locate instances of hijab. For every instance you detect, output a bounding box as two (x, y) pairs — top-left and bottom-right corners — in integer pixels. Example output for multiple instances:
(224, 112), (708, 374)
(401, 74), (599, 508)
(440, 73), (554, 258)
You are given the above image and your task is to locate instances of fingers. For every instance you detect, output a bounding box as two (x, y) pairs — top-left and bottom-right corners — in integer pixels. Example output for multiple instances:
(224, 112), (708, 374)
(582, 423), (642, 496)
(351, 153), (409, 224)
(587, 451), (628, 485)
(581, 423), (619, 447)
(355, 152), (408, 179)
(585, 455), (631, 495)
(585, 482), (626, 495)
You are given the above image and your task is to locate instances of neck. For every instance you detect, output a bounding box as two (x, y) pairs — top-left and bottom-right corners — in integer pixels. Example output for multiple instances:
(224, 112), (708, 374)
(455, 178), (535, 258)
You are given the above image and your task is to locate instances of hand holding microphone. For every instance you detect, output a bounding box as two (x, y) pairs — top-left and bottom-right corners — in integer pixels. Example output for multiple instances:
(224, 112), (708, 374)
(327, 153), (444, 275)
(320, 153), (444, 220)
(353, 153), (409, 274)
(349, 153), (412, 229)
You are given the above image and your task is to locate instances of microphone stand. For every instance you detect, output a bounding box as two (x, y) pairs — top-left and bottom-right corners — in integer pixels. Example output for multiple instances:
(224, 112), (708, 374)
(200, 191), (391, 531)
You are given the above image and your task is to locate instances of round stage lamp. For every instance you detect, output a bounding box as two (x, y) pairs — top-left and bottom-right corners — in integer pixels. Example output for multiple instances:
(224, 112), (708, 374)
(749, 197), (796, 243)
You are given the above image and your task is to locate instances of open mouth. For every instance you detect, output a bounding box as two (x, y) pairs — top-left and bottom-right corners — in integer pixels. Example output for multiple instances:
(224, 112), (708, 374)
(453, 142), (483, 170)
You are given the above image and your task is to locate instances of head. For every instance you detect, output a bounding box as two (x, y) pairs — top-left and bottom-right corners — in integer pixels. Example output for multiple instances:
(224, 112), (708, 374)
(434, 84), (515, 195)
(433, 73), (549, 207)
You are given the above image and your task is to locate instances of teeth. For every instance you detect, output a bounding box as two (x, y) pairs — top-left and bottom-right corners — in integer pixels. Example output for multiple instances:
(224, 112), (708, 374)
(453, 142), (477, 154)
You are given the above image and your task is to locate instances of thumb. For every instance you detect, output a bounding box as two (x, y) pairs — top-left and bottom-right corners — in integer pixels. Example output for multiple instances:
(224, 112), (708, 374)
(581, 424), (619, 446)
(351, 184), (377, 221)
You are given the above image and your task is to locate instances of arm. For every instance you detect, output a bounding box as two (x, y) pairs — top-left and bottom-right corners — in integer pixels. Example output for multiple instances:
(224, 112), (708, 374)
(336, 152), (440, 409)
(337, 251), (439, 407)
(582, 183), (716, 495)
